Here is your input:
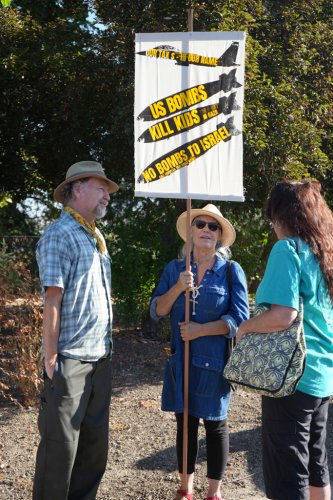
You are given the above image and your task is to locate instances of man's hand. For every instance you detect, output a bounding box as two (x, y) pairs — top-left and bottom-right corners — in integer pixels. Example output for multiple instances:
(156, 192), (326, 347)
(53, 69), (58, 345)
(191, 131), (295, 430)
(43, 286), (62, 380)
(44, 354), (58, 379)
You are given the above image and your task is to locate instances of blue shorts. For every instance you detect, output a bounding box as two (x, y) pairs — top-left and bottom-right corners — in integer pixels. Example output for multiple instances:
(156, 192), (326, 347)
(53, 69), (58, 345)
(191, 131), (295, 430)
(261, 390), (330, 500)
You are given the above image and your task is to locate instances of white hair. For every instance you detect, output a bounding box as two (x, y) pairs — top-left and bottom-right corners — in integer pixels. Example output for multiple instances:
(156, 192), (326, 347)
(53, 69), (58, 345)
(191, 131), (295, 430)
(179, 240), (231, 260)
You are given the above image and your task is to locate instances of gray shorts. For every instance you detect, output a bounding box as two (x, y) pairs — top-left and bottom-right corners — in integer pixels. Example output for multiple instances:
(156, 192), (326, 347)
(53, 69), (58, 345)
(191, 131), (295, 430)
(261, 390), (330, 500)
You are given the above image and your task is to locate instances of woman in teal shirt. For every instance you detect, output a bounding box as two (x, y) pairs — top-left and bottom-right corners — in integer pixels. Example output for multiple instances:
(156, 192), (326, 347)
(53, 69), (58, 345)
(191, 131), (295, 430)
(237, 180), (333, 500)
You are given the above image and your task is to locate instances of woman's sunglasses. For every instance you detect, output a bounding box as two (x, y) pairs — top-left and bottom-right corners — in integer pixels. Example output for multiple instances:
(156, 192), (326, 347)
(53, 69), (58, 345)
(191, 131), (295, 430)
(192, 219), (221, 232)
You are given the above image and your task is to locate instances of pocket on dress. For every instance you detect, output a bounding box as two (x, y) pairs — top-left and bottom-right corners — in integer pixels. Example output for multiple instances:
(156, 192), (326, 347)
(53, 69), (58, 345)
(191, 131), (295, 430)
(203, 285), (228, 313)
(190, 354), (223, 397)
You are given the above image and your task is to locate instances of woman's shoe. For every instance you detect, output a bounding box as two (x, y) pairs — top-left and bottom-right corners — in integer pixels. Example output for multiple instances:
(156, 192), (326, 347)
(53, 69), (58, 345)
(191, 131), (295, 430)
(206, 497), (225, 500)
(175, 489), (193, 500)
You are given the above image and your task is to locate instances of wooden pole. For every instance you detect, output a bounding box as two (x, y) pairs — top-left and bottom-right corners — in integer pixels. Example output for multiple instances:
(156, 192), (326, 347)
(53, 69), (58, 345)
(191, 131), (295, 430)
(181, 198), (191, 492)
(181, 4), (194, 493)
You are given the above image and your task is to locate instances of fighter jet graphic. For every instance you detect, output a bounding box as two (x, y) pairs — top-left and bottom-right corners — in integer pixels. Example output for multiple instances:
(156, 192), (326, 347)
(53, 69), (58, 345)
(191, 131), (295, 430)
(136, 41), (240, 68)
(138, 93), (241, 143)
(137, 69), (242, 122)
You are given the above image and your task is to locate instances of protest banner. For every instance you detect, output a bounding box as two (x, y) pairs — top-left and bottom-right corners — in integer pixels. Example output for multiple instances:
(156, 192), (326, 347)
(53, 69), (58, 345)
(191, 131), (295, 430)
(135, 31), (246, 201)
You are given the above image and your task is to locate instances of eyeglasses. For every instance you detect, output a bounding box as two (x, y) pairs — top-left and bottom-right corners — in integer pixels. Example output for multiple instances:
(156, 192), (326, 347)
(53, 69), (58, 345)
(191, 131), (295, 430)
(192, 219), (221, 232)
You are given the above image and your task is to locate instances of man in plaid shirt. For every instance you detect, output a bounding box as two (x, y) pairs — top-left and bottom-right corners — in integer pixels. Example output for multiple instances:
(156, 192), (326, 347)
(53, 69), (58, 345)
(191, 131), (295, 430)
(33, 161), (119, 500)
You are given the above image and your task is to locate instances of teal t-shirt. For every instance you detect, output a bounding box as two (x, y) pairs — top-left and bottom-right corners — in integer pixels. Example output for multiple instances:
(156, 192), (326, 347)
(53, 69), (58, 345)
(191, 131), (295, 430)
(256, 238), (333, 398)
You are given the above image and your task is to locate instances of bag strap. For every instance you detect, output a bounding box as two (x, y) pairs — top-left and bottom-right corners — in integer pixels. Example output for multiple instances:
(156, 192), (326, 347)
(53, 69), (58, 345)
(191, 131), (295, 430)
(225, 260), (237, 391)
(226, 260), (236, 352)
(226, 259), (233, 305)
(287, 238), (304, 313)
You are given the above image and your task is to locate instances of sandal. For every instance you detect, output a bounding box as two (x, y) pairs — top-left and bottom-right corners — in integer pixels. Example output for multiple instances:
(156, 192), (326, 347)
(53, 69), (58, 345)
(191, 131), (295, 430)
(175, 490), (194, 500)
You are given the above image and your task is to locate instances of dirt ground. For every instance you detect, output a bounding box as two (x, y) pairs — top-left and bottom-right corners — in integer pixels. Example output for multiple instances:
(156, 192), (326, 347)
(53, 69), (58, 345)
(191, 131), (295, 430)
(1, 329), (333, 500)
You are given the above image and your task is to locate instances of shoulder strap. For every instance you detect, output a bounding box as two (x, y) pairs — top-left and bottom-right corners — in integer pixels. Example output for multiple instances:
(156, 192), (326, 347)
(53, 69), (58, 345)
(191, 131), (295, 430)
(225, 260), (237, 388)
(226, 260), (233, 301)
(281, 239), (303, 314)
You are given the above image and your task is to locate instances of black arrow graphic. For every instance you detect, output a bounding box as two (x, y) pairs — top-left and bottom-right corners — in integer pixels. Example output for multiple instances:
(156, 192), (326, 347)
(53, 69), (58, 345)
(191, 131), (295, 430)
(137, 117), (241, 184)
(137, 69), (242, 122)
(138, 93), (241, 143)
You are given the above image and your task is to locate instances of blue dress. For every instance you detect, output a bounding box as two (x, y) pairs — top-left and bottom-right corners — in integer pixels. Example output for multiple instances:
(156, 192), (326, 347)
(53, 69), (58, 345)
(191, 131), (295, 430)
(150, 254), (249, 420)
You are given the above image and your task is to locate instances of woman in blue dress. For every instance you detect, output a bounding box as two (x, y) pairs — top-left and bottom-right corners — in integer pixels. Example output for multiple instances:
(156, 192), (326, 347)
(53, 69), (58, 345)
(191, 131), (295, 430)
(237, 180), (333, 500)
(150, 204), (249, 500)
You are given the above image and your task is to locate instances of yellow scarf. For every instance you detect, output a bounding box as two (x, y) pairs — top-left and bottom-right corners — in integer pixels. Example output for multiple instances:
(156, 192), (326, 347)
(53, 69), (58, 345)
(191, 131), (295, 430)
(64, 206), (107, 255)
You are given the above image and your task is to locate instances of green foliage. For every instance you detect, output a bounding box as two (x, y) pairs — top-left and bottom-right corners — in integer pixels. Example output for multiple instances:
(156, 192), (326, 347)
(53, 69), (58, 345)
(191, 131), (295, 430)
(0, 203), (40, 276)
(0, 240), (38, 292)
(2, 0), (331, 204)
(0, 244), (22, 292)
(0, 1), (126, 202)
(0, 193), (12, 208)
(0, 203), (37, 235)
(226, 208), (271, 292)
(0, 0), (332, 323)
(105, 195), (183, 324)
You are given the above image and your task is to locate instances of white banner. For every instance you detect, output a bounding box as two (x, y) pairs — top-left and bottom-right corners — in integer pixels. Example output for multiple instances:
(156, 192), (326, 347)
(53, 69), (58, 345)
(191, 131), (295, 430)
(134, 32), (246, 201)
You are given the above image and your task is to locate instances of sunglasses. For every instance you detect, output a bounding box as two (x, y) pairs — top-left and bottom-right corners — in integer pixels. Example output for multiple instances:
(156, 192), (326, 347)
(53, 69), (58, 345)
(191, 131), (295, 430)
(192, 219), (221, 232)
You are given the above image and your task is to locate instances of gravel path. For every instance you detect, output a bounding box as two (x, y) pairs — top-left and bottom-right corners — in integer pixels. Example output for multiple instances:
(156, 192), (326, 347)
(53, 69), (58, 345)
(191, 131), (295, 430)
(1, 330), (332, 499)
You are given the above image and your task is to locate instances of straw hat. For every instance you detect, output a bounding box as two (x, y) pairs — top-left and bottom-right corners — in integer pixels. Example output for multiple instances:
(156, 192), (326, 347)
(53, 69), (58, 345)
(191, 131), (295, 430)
(53, 160), (119, 203)
(176, 203), (236, 247)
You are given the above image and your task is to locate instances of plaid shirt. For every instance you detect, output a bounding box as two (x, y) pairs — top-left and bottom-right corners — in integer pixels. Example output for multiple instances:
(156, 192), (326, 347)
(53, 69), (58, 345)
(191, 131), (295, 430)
(36, 210), (112, 361)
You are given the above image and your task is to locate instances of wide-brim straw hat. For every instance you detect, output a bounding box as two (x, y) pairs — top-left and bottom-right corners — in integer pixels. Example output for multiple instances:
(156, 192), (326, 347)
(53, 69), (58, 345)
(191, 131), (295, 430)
(176, 203), (236, 247)
(53, 160), (119, 203)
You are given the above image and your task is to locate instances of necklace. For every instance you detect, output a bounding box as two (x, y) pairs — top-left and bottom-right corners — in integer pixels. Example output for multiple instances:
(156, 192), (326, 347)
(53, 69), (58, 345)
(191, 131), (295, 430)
(190, 285), (202, 315)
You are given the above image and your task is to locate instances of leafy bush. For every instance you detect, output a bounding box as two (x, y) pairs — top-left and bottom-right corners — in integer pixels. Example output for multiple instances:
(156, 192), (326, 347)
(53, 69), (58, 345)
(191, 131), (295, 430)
(0, 246), (42, 407)
(106, 197), (182, 327)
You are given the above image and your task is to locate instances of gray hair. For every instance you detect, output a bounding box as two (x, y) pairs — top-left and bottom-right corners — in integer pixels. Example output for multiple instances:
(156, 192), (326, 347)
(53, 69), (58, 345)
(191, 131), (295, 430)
(60, 178), (90, 205)
(179, 240), (231, 260)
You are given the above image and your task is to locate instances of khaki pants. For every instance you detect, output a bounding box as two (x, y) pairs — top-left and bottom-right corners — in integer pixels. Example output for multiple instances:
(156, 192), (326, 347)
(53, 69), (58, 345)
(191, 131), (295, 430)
(33, 354), (112, 500)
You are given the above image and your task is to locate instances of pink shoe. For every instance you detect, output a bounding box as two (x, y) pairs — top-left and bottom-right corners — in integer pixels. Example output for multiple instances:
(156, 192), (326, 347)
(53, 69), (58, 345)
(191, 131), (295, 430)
(175, 490), (193, 500)
(206, 497), (225, 500)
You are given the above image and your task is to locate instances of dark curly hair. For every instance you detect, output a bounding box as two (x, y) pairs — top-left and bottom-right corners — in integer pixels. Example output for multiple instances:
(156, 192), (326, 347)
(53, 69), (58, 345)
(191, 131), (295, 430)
(266, 180), (333, 301)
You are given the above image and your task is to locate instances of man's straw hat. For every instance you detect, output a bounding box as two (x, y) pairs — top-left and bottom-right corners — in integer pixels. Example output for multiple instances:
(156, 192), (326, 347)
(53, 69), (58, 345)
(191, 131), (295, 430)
(53, 160), (119, 203)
